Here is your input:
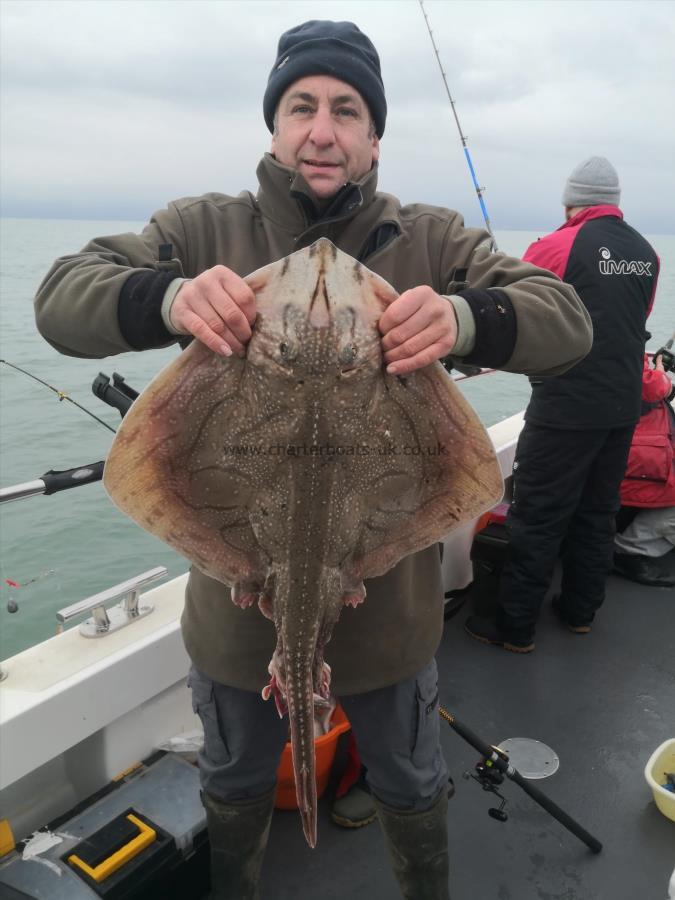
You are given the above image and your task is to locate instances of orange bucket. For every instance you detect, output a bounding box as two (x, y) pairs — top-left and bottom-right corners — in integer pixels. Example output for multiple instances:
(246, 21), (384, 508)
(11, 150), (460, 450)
(274, 704), (351, 809)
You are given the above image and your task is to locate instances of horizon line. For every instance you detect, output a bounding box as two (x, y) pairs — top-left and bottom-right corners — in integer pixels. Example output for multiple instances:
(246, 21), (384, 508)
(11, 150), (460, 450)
(1, 213), (673, 238)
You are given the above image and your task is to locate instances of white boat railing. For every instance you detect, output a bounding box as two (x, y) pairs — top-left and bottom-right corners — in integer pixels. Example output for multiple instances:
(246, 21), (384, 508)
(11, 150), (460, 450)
(0, 409), (526, 841)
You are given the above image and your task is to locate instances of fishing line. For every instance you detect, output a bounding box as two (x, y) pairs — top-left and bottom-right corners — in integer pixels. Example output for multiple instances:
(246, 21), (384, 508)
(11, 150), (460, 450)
(418, 1), (498, 250)
(4, 569), (55, 590)
(0, 359), (116, 433)
(3, 569), (57, 614)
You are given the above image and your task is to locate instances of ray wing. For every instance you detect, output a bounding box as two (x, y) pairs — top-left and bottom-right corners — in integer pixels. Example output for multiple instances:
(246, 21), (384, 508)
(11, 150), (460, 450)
(336, 362), (503, 582)
(103, 256), (307, 586)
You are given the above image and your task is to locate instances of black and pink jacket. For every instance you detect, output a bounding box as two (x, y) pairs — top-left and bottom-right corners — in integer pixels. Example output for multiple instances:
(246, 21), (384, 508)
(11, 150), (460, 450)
(523, 205), (659, 429)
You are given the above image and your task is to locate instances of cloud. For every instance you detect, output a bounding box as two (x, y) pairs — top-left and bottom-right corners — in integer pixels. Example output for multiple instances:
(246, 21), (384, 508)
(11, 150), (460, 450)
(1, 0), (673, 231)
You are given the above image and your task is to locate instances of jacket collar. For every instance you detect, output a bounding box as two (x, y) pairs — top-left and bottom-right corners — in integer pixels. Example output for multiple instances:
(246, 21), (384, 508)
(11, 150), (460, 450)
(255, 153), (380, 233)
(560, 204), (624, 231)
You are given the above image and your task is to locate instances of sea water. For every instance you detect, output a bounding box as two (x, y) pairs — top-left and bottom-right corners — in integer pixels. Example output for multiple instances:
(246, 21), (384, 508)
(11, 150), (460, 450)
(0, 218), (672, 659)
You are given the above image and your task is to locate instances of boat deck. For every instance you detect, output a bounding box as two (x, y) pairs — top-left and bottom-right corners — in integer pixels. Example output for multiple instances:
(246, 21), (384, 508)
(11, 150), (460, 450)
(254, 569), (674, 900)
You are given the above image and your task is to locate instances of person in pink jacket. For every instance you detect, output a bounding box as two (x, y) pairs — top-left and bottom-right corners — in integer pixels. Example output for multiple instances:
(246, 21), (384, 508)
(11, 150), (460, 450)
(614, 352), (675, 586)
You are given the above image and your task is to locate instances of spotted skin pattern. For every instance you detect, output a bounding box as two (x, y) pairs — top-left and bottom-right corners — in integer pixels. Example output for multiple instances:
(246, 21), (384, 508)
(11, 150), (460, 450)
(103, 239), (503, 847)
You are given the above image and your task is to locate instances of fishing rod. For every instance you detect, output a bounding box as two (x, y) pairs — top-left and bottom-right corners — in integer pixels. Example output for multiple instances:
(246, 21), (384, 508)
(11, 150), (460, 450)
(439, 705), (603, 854)
(418, 1), (498, 250)
(0, 359), (116, 434)
(0, 461), (106, 504)
(0, 367), (137, 504)
(451, 365), (496, 382)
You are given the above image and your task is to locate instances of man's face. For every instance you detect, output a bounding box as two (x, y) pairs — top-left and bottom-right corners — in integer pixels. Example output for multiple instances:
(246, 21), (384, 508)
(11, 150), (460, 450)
(271, 75), (380, 200)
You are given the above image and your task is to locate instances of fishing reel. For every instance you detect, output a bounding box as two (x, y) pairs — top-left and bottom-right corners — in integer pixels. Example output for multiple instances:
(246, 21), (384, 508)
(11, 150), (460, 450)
(440, 708), (601, 852)
(649, 330), (675, 374)
(655, 344), (675, 374)
(463, 752), (509, 823)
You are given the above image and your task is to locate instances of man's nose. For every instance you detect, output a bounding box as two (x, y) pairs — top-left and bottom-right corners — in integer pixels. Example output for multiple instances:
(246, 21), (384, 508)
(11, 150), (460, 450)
(308, 107), (336, 146)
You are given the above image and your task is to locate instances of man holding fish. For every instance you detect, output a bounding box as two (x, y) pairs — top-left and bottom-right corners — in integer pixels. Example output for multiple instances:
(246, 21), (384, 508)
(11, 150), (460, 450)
(35, 20), (592, 900)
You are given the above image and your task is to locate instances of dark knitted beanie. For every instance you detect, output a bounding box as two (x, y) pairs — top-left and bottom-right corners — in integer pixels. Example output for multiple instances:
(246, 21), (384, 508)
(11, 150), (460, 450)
(263, 20), (387, 137)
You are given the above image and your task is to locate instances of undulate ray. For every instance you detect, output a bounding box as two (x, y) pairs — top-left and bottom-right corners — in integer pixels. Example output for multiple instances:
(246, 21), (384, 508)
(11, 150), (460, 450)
(103, 238), (503, 848)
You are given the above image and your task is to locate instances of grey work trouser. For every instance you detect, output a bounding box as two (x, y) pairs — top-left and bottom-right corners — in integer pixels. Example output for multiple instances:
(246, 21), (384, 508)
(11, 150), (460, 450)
(614, 506), (675, 557)
(188, 658), (448, 812)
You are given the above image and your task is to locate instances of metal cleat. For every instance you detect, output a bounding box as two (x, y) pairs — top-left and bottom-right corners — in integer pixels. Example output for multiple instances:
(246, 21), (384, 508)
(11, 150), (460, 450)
(56, 566), (167, 638)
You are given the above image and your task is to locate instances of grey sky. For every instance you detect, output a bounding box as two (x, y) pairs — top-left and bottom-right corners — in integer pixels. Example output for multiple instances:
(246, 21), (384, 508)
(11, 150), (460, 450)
(1, 0), (673, 232)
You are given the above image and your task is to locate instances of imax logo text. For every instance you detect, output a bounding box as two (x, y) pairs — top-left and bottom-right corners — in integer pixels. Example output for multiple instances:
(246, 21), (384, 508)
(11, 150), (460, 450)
(599, 247), (652, 276)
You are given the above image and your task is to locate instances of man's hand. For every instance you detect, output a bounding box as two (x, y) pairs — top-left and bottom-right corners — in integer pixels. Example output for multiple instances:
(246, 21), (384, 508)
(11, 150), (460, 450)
(378, 286), (458, 375)
(170, 266), (256, 357)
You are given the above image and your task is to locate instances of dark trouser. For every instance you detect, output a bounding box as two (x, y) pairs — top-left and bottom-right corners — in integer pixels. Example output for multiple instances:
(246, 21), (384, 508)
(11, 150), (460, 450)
(497, 422), (635, 640)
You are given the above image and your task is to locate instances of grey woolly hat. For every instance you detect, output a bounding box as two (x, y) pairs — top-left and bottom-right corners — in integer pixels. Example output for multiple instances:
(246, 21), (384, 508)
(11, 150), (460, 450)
(263, 20), (387, 137)
(562, 156), (621, 207)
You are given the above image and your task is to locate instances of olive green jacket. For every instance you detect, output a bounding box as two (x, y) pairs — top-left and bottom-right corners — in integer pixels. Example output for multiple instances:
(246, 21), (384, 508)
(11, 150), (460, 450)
(35, 154), (591, 694)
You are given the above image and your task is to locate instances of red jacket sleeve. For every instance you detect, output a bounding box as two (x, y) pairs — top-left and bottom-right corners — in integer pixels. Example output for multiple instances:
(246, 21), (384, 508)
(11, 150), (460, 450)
(641, 353), (673, 402)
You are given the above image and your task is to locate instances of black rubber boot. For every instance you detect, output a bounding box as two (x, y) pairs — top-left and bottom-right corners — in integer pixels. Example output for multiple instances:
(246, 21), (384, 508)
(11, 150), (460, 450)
(203, 788), (276, 900)
(331, 785), (377, 828)
(613, 550), (675, 587)
(374, 789), (450, 900)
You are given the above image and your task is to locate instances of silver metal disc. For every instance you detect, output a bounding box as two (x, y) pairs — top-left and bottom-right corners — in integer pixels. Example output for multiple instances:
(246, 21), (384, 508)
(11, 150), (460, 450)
(497, 738), (560, 779)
